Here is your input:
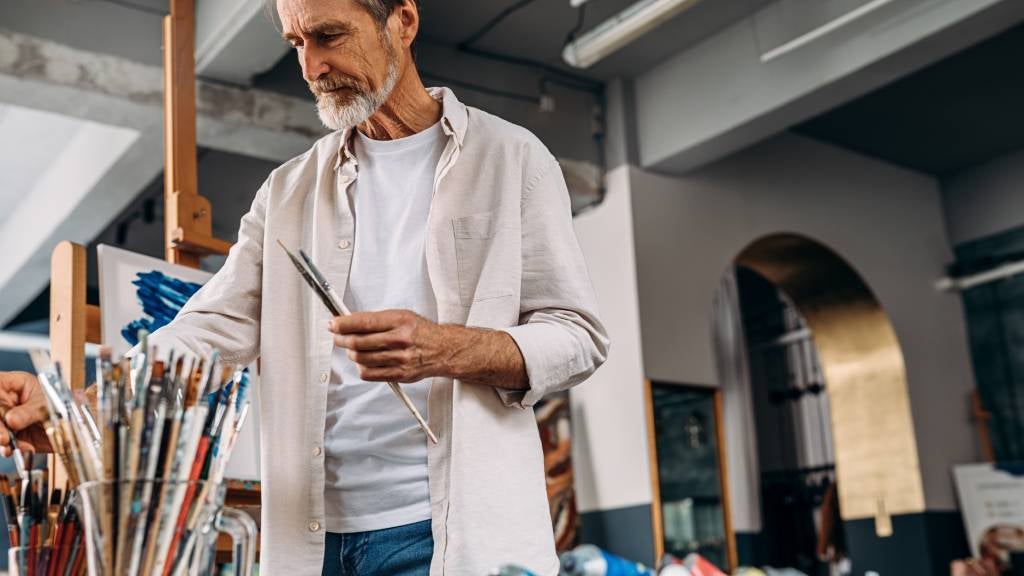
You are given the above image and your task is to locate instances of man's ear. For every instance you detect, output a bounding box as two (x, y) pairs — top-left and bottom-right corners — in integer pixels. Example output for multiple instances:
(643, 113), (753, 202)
(392, 0), (420, 50)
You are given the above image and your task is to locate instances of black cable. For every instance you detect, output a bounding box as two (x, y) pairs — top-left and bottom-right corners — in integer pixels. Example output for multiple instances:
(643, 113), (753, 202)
(458, 0), (542, 50)
(457, 45), (603, 94)
(564, 3), (587, 46)
(445, 0), (604, 97)
(421, 71), (539, 105)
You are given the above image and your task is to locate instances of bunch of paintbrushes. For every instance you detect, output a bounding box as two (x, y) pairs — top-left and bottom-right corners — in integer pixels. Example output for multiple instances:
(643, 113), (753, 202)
(19, 333), (253, 576)
(1, 462), (87, 576)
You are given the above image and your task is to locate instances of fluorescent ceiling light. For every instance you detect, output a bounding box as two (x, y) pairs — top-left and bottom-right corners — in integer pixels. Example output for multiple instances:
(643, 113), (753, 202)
(563, 0), (702, 69)
(759, 0), (895, 62)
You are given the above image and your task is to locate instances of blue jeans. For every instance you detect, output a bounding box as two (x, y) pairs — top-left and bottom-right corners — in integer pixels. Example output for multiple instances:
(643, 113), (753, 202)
(321, 519), (433, 576)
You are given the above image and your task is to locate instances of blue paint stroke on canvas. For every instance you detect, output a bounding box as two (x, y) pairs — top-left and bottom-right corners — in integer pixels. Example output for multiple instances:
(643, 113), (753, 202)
(121, 270), (203, 346)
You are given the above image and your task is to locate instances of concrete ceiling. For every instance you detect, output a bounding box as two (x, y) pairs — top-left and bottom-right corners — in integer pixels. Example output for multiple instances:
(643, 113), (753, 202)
(0, 0), (292, 86)
(0, 0), (168, 66)
(794, 20), (1024, 177)
(417, 0), (776, 80)
(256, 0), (777, 109)
(0, 0), (774, 89)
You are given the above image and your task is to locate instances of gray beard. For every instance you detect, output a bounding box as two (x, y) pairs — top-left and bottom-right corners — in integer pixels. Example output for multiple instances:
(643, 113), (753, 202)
(315, 56), (399, 131)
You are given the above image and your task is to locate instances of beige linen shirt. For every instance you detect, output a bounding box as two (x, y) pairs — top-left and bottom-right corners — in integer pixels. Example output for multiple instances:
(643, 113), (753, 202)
(150, 88), (609, 575)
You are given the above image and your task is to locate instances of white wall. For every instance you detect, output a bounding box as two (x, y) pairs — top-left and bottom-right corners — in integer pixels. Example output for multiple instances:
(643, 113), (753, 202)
(570, 165), (652, 513)
(943, 148), (1024, 246)
(628, 132), (979, 512)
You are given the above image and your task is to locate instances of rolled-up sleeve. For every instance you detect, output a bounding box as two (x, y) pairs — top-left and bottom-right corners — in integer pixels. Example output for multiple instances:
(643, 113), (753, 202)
(147, 181), (268, 366)
(500, 155), (609, 408)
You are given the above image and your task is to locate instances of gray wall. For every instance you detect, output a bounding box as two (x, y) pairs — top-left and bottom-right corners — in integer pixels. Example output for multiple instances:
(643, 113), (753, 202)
(0, 0), (165, 66)
(415, 42), (603, 167)
(943, 147), (1024, 246)
(627, 132), (979, 514)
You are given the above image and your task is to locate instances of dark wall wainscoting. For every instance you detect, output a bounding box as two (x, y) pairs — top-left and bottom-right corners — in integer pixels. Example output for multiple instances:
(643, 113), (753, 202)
(578, 504), (655, 567)
(844, 511), (968, 575)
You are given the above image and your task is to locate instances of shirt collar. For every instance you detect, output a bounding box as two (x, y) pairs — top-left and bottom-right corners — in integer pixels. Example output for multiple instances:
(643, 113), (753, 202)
(334, 86), (467, 171)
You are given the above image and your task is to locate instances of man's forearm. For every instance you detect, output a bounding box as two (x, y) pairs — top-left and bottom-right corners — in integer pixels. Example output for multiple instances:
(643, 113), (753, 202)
(435, 324), (528, 390)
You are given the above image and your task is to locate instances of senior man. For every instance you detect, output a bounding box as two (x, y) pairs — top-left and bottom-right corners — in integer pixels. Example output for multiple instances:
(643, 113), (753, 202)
(0, 0), (608, 574)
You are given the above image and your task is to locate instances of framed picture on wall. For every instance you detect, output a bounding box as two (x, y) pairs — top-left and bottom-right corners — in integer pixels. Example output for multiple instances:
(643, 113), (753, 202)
(954, 463), (1024, 567)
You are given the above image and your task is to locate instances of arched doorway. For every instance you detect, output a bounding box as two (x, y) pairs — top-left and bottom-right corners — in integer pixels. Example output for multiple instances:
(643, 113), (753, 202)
(713, 233), (926, 571)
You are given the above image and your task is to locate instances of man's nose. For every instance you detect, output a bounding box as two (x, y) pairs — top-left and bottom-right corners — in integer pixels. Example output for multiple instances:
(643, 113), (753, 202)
(301, 46), (330, 83)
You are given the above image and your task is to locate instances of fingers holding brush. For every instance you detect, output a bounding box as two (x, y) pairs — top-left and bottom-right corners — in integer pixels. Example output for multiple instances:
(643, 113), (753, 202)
(0, 371), (49, 423)
(0, 417), (52, 457)
(0, 371), (54, 455)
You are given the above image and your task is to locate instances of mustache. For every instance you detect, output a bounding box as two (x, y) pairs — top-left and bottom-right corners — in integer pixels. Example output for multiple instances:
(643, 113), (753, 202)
(309, 75), (363, 97)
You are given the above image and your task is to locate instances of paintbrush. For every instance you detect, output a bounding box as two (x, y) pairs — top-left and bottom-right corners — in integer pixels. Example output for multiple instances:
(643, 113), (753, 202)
(22, 345), (254, 576)
(0, 407), (29, 483)
(277, 239), (439, 444)
(125, 362), (170, 576)
(1, 476), (19, 547)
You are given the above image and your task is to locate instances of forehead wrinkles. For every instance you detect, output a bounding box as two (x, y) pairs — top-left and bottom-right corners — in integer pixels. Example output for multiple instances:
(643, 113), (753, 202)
(279, 1), (360, 36)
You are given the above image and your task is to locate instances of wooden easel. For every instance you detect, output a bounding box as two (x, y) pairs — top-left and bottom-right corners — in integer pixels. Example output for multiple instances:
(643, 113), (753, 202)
(50, 2), (227, 386)
(48, 0), (259, 557)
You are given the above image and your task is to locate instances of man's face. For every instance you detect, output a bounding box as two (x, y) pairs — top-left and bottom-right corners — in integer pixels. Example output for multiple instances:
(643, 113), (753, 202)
(278, 0), (401, 130)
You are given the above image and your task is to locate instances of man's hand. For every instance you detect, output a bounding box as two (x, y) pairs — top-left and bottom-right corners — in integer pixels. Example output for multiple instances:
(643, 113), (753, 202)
(0, 371), (53, 456)
(328, 310), (528, 389)
(951, 558), (1000, 576)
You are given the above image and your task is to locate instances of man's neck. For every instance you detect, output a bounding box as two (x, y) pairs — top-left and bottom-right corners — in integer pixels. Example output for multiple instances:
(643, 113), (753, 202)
(357, 66), (442, 141)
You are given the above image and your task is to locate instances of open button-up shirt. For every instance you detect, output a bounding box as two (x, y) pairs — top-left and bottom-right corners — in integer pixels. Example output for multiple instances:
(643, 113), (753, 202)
(150, 88), (609, 575)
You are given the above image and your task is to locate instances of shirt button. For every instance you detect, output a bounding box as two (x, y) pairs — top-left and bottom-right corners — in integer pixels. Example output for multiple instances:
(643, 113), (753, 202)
(313, 445), (322, 457)
(320, 372), (329, 383)
(338, 239), (351, 250)
(308, 520), (320, 532)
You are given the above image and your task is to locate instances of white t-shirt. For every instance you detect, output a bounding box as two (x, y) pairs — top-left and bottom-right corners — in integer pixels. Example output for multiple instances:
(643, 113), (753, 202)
(324, 121), (446, 533)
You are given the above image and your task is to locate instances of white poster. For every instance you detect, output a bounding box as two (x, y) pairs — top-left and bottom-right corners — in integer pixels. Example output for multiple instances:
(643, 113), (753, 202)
(97, 244), (261, 481)
(953, 463), (1024, 563)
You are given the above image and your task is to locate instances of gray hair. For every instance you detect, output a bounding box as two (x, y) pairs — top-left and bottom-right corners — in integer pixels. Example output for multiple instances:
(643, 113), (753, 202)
(357, 0), (419, 29)
(265, 0), (422, 33)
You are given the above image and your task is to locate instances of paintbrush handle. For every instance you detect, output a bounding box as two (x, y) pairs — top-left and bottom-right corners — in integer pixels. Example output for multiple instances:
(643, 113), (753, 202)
(325, 282), (438, 443)
(387, 382), (438, 444)
(323, 275), (438, 444)
(325, 286), (351, 317)
(329, 292), (439, 443)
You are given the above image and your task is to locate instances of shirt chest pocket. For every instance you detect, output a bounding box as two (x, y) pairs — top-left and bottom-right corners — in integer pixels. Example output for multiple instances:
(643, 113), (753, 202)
(453, 212), (515, 307)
